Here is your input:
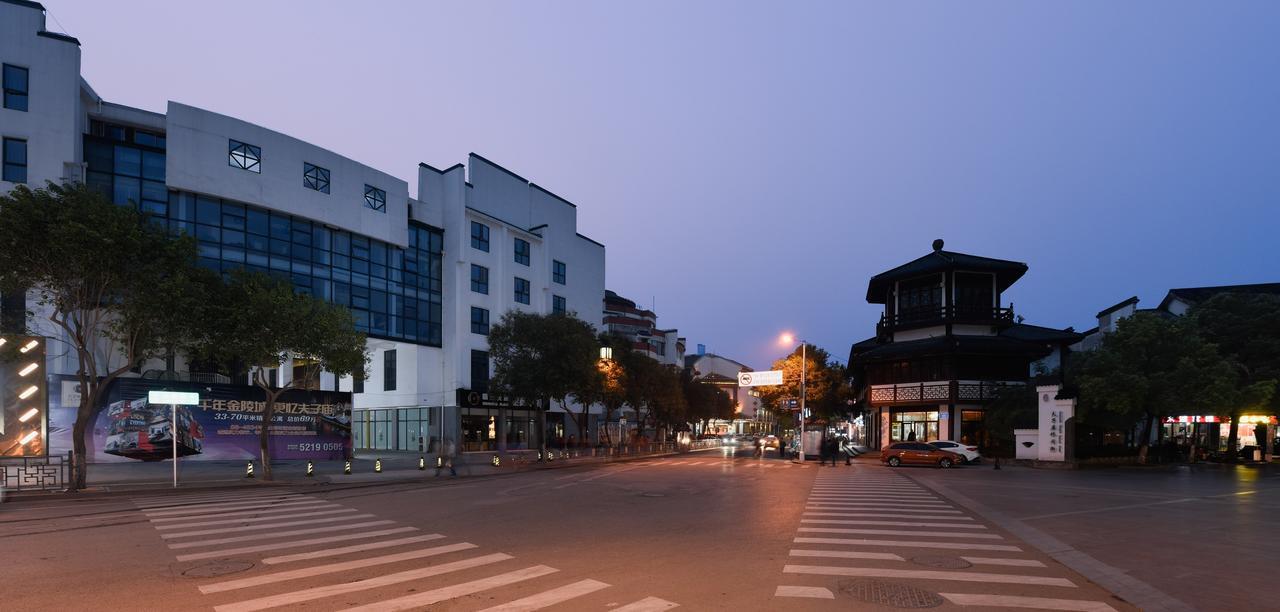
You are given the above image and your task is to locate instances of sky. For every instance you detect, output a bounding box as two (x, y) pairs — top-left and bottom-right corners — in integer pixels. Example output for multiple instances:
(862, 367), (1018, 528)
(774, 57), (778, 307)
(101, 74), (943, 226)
(45, 0), (1280, 369)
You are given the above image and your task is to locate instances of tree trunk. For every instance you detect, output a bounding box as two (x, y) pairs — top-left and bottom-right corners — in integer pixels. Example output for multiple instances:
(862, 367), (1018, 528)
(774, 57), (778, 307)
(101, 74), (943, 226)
(1137, 413), (1153, 465)
(71, 407), (90, 490)
(1226, 414), (1240, 463)
(258, 386), (282, 481)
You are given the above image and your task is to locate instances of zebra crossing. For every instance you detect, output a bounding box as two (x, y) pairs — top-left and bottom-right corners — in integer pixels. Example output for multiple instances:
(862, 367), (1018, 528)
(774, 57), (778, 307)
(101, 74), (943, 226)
(633, 457), (808, 469)
(771, 467), (1125, 611)
(130, 489), (678, 611)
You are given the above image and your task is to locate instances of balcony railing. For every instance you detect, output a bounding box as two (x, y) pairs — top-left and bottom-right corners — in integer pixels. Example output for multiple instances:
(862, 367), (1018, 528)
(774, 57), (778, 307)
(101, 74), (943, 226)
(868, 380), (1018, 405)
(878, 304), (1014, 336)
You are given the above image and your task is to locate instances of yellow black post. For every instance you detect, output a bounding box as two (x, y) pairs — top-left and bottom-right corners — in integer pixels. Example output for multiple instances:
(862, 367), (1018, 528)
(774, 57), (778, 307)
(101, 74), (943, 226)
(245, 462), (254, 478)
(374, 458), (383, 473)
(491, 454), (500, 467)
(305, 461), (314, 477)
(344, 460), (352, 475)
(418, 456), (425, 470)
(436, 456), (443, 468)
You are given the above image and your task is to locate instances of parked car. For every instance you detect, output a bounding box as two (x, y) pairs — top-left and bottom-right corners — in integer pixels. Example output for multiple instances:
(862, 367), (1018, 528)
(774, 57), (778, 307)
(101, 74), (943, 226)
(928, 441), (981, 464)
(880, 442), (961, 468)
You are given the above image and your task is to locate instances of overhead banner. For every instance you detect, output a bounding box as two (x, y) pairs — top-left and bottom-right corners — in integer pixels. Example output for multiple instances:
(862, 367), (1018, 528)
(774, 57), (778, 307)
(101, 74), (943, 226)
(737, 370), (784, 387)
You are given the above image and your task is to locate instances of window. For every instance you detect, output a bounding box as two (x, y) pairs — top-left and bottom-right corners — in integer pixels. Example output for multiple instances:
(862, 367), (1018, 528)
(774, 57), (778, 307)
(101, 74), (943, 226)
(353, 373), (365, 394)
(470, 221), (489, 252)
(383, 350), (397, 391)
(303, 162), (330, 193)
(471, 350), (489, 393)
(470, 264), (489, 294)
(3, 138), (26, 183)
(553, 260), (566, 284)
(363, 184), (386, 212)
(228, 139), (261, 173)
(514, 277), (530, 305)
(654, 340), (666, 356)
(514, 238), (530, 266)
(552, 295), (566, 315)
(471, 307), (490, 335)
(3, 64), (28, 112)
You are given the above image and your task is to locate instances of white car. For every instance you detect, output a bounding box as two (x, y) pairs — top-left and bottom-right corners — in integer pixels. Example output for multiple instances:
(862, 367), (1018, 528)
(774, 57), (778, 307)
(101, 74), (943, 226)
(928, 441), (981, 464)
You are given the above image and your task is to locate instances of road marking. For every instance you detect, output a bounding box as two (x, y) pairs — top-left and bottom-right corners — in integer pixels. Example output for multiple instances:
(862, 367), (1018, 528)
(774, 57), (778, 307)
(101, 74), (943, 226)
(262, 533), (446, 564)
(138, 495), (308, 512)
(161, 513), (372, 537)
(806, 504), (959, 512)
(808, 495), (942, 501)
(169, 520), (396, 549)
(795, 537), (1021, 552)
(783, 565), (1076, 587)
(804, 512), (972, 520)
(343, 565), (561, 612)
(144, 499), (327, 517)
(611, 596), (681, 611)
(211, 552), (514, 612)
(798, 527), (1003, 539)
(789, 549), (904, 561)
(962, 556), (1047, 567)
(939, 593), (1114, 611)
(552, 464), (646, 490)
(156, 509), (366, 532)
(150, 504), (349, 523)
(198, 542), (479, 594)
(801, 519), (987, 529)
(154, 507), (358, 529)
(133, 492), (301, 507)
(774, 585), (834, 599)
(475, 578), (611, 611)
(175, 526), (418, 561)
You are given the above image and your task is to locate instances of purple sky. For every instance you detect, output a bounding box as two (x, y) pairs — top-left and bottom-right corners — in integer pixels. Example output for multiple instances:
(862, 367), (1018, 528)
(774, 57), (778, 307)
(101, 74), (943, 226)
(50, 1), (1280, 369)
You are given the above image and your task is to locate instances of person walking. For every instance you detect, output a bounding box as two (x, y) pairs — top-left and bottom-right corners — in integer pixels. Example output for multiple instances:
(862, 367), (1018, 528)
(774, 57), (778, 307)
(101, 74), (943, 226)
(435, 437), (457, 478)
(840, 437), (853, 465)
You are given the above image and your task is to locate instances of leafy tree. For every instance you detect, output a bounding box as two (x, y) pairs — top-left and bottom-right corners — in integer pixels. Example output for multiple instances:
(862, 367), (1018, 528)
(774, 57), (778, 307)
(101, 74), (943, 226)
(0, 183), (204, 488)
(1188, 294), (1280, 458)
(619, 351), (662, 442)
(195, 270), (367, 480)
(488, 311), (599, 452)
(645, 364), (687, 441)
(755, 343), (846, 421)
(682, 369), (736, 433)
(982, 381), (1040, 457)
(590, 333), (631, 446)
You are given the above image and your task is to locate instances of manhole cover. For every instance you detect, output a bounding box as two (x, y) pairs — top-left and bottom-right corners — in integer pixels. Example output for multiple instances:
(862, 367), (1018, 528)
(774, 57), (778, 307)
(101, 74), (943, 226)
(910, 555), (973, 569)
(837, 579), (944, 608)
(182, 560), (255, 578)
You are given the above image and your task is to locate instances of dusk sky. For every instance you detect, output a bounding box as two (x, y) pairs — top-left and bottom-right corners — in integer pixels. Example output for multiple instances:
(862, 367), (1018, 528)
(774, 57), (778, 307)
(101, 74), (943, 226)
(49, 0), (1280, 369)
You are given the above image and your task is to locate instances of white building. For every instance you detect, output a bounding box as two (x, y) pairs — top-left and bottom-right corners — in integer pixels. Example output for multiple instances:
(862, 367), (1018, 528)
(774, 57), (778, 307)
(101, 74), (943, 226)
(1, 0), (607, 459)
(684, 351), (766, 434)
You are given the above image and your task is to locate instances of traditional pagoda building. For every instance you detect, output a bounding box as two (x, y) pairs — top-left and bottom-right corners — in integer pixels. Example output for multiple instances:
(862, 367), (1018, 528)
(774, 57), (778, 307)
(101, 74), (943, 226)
(847, 240), (1081, 450)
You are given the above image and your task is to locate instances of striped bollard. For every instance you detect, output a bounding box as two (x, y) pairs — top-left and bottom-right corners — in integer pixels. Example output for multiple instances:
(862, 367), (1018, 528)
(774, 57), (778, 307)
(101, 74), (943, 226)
(374, 458), (383, 473)
(245, 462), (254, 478)
(343, 460), (352, 475)
(305, 461), (314, 477)
(418, 456), (426, 470)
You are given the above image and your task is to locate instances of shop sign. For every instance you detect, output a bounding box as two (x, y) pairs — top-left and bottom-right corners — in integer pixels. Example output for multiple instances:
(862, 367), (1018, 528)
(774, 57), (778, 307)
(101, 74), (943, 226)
(1164, 415), (1277, 425)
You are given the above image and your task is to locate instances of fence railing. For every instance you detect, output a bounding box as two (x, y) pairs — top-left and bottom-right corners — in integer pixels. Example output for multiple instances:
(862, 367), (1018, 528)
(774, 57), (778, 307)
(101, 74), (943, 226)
(0, 452), (74, 496)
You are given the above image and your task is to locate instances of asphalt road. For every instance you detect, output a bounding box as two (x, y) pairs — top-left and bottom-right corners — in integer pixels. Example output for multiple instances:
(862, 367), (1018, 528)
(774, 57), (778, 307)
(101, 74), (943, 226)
(2, 447), (1135, 611)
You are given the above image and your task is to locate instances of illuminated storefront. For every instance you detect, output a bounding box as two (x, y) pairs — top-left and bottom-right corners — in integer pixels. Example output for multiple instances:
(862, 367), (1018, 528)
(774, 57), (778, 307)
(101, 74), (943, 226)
(0, 336), (47, 457)
(1162, 415), (1278, 452)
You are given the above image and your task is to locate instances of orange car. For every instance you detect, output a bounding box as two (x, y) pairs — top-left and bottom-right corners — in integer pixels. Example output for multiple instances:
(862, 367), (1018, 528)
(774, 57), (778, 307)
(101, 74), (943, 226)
(880, 442), (961, 468)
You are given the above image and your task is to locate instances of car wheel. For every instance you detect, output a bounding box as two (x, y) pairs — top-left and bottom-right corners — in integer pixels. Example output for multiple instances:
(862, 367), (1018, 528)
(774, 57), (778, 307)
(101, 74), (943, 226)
(938, 458), (953, 469)
(887, 457), (901, 467)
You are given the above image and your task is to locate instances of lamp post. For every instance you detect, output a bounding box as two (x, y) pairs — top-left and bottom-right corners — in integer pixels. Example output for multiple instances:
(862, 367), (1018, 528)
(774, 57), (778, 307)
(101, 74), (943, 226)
(780, 333), (807, 462)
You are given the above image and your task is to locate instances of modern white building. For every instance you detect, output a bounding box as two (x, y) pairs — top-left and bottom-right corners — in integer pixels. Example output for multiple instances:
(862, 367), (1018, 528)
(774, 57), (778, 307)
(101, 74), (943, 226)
(1, 0), (608, 460)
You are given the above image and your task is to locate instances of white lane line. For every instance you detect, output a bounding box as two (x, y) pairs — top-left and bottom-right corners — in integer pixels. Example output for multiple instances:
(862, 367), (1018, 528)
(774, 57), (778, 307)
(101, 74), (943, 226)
(169, 520), (397, 549)
(789, 549), (904, 561)
(939, 593), (1114, 611)
(475, 578), (611, 611)
(795, 537), (1021, 552)
(611, 596), (681, 612)
(150, 502), (346, 523)
(962, 556), (1047, 567)
(263, 533), (445, 564)
(804, 512), (972, 520)
(156, 508), (360, 530)
(342, 565), (561, 612)
(161, 514), (374, 538)
(801, 519), (987, 529)
(798, 528), (1002, 539)
(774, 585), (834, 599)
(199, 542), (479, 594)
(783, 565), (1076, 587)
(175, 526), (418, 561)
(212, 552), (515, 612)
(144, 499), (326, 517)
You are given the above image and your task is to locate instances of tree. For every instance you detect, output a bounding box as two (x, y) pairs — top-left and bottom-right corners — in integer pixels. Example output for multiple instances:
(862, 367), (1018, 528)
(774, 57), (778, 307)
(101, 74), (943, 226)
(619, 351), (662, 442)
(683, 369), (735, 433)
(1188, 294), (1280, 459)
(196, 270), (367, 480)
(488, 311), (599, 452)
(592, 333), (631, 446)
(645, 364), (687, 441)
(982, 381), (1040, 457)
(0, 183), (205, 489)
(755, 343), (846, 421)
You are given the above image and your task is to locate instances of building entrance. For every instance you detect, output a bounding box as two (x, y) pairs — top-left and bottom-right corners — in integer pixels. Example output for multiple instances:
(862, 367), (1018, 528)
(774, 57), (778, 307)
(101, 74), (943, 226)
(891, 410), (939, 442)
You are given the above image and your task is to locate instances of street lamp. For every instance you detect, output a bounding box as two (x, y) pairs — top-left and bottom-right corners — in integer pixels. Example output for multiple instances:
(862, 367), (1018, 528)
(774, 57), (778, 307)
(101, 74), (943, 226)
(779, 333), (807, 462)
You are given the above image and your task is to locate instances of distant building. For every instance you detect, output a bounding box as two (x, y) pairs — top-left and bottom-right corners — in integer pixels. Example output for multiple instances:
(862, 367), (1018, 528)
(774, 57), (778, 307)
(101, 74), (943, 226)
(684, 353), (770, 435)
(602, 290), (685, 367)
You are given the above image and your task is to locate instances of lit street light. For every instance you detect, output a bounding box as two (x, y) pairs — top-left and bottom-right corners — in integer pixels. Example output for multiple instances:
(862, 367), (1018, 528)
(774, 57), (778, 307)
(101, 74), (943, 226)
(779, 333), (807, 462)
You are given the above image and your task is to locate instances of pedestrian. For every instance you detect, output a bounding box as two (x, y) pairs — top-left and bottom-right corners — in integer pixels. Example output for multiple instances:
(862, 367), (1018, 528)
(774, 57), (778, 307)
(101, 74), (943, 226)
(435, 437), (457, 478)
(829, 438), (840, 467)
(907, 430), (917, 442)
(840, 437), (852, 465)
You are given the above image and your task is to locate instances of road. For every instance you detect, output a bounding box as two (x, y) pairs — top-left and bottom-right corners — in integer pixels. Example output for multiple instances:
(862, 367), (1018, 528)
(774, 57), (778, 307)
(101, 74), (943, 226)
(3, 447), (1134, 611)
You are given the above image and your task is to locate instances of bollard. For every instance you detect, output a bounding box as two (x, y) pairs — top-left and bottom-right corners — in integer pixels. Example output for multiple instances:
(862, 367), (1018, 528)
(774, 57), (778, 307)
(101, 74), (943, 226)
(418, 456), (425, 470)
(375, 458), (383, 473)
(492, 454), (500, 467)
(344, 460), (352, 475)
(245, 462), (254, 478)
(436, 456), (443, 468)
(306, 461), (314, 477)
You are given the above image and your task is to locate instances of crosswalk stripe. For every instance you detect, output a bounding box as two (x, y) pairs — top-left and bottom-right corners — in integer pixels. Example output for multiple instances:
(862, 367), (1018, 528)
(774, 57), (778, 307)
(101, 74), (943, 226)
(794, 537), (1021, 552)
(169, 520), (397, 549)
(262, 533), (445, 564)
(342, 565), (560, 612)
(938, 593), (1115, 611)
(155, 507), (360, 530)
(808, 495), (941, 501)
(145, 499), (326, 517)
(134, 492), (300, 507)
(783, 565), (1076, 587)
(198, 542), (479, 594)
(475, 578), (611, 611)
(611, 596), (681, 611)
(212, 552), (515, 612)
(807, 501), (955, 508)
(161, 514), (371, 537)
(150, 503), (347, 523)
(789, 549), (904, 561)
(801, 519), (987, 529)
(798, 527), (1003, 539)
(961, 556), (1047, 567)
(804, 512), (972, 520)
(806, 505), (960, 512)
(139, 495), (308, 512)
(774, 585), (834, 599)
(175, 526), (418, 561)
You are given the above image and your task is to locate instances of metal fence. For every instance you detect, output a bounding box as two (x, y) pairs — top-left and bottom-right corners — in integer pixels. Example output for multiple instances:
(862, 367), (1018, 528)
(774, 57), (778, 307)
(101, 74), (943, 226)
(0, 452), (73, 495)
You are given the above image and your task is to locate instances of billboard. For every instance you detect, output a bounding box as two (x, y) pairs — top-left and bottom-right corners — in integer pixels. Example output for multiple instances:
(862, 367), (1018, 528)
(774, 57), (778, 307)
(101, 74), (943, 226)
(49, 376), (352, 463)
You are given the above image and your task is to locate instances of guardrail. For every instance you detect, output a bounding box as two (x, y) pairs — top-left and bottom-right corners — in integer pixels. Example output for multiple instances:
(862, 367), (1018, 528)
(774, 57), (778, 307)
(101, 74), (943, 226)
(0, 452), (74, 497)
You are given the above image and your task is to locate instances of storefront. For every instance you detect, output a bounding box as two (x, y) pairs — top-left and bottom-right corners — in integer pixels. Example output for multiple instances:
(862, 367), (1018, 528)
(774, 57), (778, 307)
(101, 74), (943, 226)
(1162, 415), (1278, 453)
(890, 409), (939, 443)
(352, 407), (442, 452)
